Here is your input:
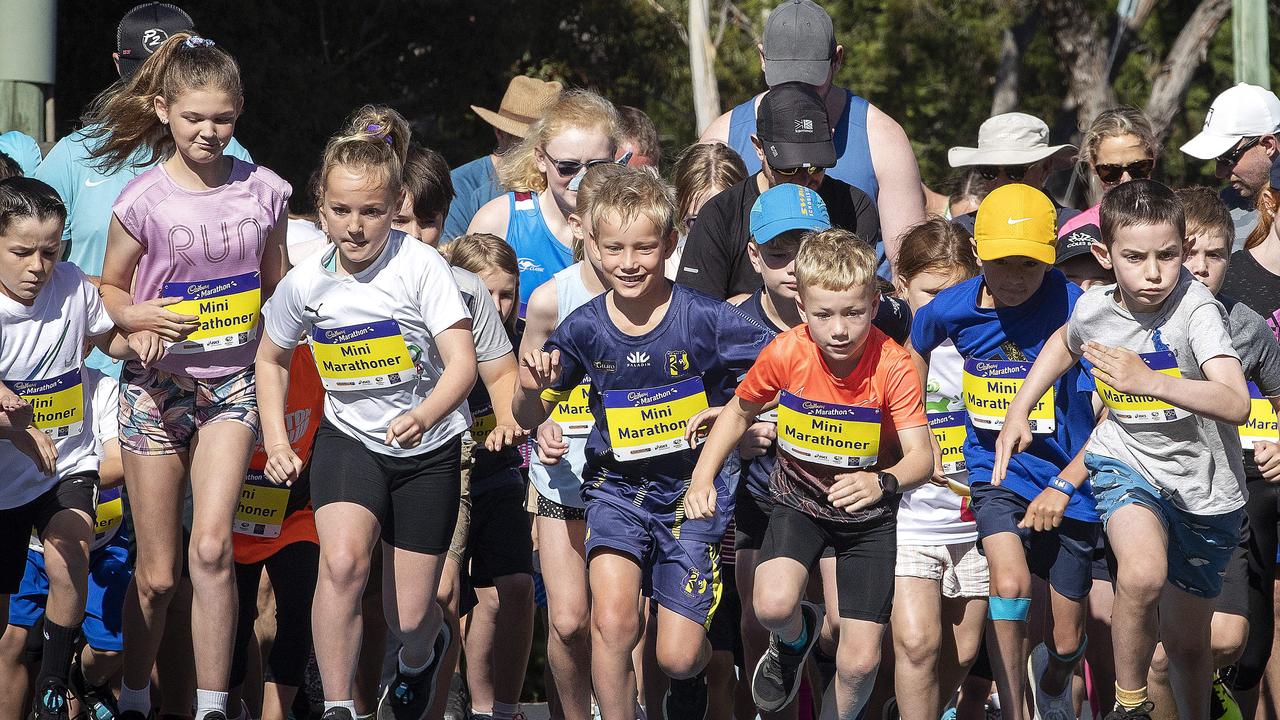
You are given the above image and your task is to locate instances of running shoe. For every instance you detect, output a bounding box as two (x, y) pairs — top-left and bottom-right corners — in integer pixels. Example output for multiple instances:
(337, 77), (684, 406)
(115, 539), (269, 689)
(30, 678), (70, 720)
(751, 600), (824, 712)
(1103, 702), (1154, 720)
(378, 623), (452, 720)
(69, 656), (120, 720)
(443, 673), (470, 720)
(1028, 643), (1074, 720)
(321, 708), (355, 720)
(664, 672), (708, 720)
(1210, 673), (1243, 720)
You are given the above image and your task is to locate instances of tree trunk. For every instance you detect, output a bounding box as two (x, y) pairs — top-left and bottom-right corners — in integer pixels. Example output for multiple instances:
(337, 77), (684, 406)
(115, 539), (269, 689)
(1144, 0), (1232, 142)
(1037, 0), (1115, 135)
(689, 0), (721, 132)
(991, 7), (1041, 116)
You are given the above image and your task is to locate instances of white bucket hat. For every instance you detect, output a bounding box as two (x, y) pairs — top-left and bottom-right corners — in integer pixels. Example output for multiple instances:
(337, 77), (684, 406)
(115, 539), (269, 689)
(948, 112), (1075, 167)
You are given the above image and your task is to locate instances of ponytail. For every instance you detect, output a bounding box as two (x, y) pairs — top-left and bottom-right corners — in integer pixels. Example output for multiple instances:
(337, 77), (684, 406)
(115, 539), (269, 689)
(318, 105), (412, 201)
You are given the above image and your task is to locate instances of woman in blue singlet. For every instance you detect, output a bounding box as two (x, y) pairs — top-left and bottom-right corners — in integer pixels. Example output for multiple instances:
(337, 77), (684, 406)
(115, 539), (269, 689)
(467, 90), (621, 317)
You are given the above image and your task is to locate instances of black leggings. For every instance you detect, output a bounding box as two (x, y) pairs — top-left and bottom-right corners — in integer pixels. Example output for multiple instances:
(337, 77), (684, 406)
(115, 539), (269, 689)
(1228, 478), (1279, 691)
(230, 541), (320, 689)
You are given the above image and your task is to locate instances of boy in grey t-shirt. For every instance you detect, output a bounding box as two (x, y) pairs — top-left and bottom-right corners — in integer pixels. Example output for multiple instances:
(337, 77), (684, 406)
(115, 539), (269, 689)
(992, 181), (1252, 720)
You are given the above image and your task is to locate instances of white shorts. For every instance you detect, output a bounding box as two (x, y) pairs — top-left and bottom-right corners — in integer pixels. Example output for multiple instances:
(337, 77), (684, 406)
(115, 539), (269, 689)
(895, 540), (989, 599)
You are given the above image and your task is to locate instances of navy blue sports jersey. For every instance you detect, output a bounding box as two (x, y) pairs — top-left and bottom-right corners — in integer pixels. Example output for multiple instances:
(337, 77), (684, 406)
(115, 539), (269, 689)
(544, 284), (774, 540)
(735, 289), (788, 502)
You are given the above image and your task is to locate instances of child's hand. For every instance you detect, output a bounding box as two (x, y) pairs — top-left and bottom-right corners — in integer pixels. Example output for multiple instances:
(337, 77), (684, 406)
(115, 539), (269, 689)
(1255, 441), (1280, 482)
(12, 427), (57, 476)
(264, 443), (302, 486)
(828, 471), (882, 512)
(1082, 342), (1154, 396)
(685, 406), (722, 448)
(386, 412), (427, 449)
(738, 421), (776, 459)
(128, 331), (167, 368)
(119, 297), (200, 340)
(992, 417), (1033, 487)
(0, 389), (28, 413)
(520, 349), (562, 391)
(1019, 487), (1069, 531)
(684, 477), (717, 519)
(485, 423), (529, 453)
(535, 421), (568, 465)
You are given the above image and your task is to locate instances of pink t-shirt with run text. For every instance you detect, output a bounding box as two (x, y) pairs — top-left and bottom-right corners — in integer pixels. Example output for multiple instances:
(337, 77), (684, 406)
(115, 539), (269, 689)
(114, 158), (291, 378)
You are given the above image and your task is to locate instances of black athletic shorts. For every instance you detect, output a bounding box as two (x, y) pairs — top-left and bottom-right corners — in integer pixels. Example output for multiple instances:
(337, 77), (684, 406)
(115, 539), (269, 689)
(0, 472), (98, 593)
(468, 484), (534, 586)
(733, 489), (772, 552)
(310, 421), (461, 554)
(706, 563), (743, 665)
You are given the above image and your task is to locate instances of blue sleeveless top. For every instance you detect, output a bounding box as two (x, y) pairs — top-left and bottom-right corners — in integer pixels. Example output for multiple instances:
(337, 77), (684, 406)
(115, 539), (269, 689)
(727, 89), (880, 203)
(506, 190), (573, 317)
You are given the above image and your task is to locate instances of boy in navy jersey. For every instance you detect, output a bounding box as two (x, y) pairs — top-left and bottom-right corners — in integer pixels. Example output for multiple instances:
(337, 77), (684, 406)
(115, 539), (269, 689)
(515, 172), (773, 720)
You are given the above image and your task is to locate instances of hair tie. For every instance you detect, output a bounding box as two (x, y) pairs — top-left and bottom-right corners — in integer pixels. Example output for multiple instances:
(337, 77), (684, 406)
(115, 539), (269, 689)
(365, 124), (394, 145)
(183, 36), (216, 48)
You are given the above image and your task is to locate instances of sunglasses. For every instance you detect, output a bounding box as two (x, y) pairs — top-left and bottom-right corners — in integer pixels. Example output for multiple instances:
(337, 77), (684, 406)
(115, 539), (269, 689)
(977, 164), (1032, 182)
(1216, 136), (1262, 167)
(542, 148), (617, 178)
(1094, 159), (1154, 184)
(770, 164), (824, 177)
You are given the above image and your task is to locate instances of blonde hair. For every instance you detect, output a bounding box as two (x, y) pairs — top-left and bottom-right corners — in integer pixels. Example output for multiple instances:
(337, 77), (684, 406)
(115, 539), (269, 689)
(446, 233), (520, 333)
(586, 169), (676, 242)
(896, 218), (979, 285)
(1080, 106), (1158, 166)
(794, 229), (878, 294)
(498, 89), (620, 193)
(82, 33), (241, 173)
(319, 105), (411, 201)
(570, 162), (632, 261)
(671, 143), (747, 233)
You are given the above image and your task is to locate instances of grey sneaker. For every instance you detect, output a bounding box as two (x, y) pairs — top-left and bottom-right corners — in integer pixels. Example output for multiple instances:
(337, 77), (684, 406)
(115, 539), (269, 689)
(1028, 643), (1075, 720)
(378, 623), (452, 720)
(751, 600), (823, 712)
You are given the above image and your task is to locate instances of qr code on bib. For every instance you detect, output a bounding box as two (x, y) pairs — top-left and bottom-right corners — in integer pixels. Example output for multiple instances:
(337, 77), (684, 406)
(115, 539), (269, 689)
(388, 373), (401, 384)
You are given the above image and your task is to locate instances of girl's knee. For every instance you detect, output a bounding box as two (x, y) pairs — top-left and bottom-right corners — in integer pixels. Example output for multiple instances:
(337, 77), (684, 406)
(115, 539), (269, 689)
(189, 532), (233, 576)
(549, 600), (590, 645)
(320, 548), (371, 593)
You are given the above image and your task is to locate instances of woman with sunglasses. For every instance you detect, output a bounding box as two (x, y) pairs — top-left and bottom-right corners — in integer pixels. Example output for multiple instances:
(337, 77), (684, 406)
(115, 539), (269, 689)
(468, 90), (621, 317)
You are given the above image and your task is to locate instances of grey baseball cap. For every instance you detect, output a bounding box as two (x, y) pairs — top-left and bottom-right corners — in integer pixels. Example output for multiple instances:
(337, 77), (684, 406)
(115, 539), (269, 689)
(762, 0), (836, 87)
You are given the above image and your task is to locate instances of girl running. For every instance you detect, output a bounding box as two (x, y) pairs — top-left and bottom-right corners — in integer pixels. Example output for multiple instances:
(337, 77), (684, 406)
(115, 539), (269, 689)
(256, 106), (477, 720)
(89, 33), (291, 720)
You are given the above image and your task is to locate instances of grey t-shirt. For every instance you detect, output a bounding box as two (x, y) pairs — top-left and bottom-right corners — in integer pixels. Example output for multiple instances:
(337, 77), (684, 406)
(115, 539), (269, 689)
(451, 266), (512, 362)
(1067, 271), (1244, 514)
(1222, 293), (1280, 477)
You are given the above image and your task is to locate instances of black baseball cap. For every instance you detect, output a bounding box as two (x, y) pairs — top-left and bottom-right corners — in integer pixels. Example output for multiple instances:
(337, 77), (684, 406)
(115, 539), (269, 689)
(1055, 221), (1101, 265)
(117, 3), (195, 79)
(755, 82), (836, 170)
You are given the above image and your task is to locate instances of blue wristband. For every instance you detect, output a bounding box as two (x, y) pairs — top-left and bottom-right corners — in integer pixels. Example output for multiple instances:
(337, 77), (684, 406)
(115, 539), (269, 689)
(1047, 476), (1076, 498)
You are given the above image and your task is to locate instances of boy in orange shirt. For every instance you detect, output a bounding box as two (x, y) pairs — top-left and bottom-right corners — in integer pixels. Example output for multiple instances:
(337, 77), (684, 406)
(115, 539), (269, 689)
(686, 230), (934, 720)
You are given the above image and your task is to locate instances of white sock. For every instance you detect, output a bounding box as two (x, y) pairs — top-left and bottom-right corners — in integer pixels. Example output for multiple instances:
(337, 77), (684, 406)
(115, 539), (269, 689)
(398, 645), (434, 676)
(117, 680), (151, 714)
(325, 699), (358, 713)
(494, 701), (519, 720)
(195, 689), (229, 719)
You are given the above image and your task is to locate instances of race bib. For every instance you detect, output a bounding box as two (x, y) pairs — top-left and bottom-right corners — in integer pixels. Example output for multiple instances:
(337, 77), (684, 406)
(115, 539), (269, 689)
(234, 477), (290, 539)
(1241, 382), (1279, 446)
(604, 376), (708, 461)
(311, 320), (416, 391)
(550, 383), (593, 436)
(10, 368), (85, 439)
(162, 272), (261, 354)
(1096, 350), (1189, 424)
(962, 358), (1055, 433)
(94, 488), (124, 539)
(776, 391), (880, 469)
(928, 410), (968, 476)
(470, 412), (496, 445)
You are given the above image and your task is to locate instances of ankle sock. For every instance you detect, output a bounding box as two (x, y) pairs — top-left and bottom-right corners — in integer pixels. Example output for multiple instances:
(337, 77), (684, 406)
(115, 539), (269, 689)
(194, 689), (228, 719)
(37, 619), (80, 687)
(1114, 684), (1149, 709)
(779, 621), (808, 652)
(117, 680), (151, 715)
(325, 700), (357, 712)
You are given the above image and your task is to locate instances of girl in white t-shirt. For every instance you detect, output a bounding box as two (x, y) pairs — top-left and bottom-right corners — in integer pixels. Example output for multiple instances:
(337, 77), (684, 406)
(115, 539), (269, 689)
(256, 106), (477, 720)
(890, 218), (989, 720)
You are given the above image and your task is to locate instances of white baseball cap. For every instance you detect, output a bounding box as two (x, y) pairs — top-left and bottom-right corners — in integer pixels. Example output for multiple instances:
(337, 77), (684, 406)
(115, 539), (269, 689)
(1181, 83), (1280, 160)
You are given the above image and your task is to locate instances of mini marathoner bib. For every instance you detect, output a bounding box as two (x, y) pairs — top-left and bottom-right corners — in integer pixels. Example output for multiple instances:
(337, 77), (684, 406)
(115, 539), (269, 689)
(928, 410), (967, 476)
(776, 391), (880, 469)
(1095, 351), (1189, 424)
(470, 411), (496, 445)
(162, 272), (261, 354)
(10, 368), (85, 440)
(551, 382), (593, 436)
(94, 487), (124, 539)
(603, 376), (708, 461)
(962, 358), (1055, 434)
(234, 475), (290, 539)
(311, 320), (416, 391)
(1241, 382), (1279, 446)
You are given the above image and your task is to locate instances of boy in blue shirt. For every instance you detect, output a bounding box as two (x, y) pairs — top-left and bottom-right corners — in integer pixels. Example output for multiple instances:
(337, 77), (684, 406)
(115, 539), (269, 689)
(514, 170), (773, 720)
(910, 184), (1100, 720)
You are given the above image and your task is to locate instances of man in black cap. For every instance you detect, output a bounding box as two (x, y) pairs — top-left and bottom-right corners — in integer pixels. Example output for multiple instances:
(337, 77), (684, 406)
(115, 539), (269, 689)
(699, 0), (923, 265)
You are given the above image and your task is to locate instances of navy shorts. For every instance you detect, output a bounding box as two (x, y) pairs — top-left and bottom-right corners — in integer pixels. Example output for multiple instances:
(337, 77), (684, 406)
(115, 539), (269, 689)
(585, 496), (721, 629)
(970, 483), (1098, 600)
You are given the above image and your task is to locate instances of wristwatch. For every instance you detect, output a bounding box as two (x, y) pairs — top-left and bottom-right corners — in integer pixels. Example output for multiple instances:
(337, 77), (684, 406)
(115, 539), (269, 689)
(1047, 475), (1076, 498)
(876, 471), (899, 495)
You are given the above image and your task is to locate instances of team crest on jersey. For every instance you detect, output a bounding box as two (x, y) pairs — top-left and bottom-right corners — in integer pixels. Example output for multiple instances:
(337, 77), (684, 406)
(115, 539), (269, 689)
(667, 350), (690, 377)
(682, 568), (709, 597)
(626, 351), (651, 367)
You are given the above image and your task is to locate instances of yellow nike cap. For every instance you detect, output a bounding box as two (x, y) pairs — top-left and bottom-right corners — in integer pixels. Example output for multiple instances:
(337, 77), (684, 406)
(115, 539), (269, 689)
(973, 183), (1057, 265)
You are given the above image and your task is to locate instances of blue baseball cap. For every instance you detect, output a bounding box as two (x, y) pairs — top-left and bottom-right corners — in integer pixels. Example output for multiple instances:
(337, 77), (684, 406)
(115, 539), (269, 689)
(750, 184), (830, 244)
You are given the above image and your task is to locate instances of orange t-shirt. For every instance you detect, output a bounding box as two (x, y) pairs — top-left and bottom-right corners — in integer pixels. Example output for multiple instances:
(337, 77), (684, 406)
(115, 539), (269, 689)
(736, 325), (926, 525)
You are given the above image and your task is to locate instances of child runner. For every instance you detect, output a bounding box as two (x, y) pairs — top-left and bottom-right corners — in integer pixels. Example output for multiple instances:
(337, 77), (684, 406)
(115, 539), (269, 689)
(0, 177), (129, 720)
(256, 107), (476, 720)
(514, 171), (773, 720)
(394, 144), (454, 248)
(994, 179), (1251, 720)
(89, 33), (292, 720)
(910, 184), (1100, 720)
(687, 230), (933, 720)
(666, 143), (747, 279)
(890, 218), (989, 720)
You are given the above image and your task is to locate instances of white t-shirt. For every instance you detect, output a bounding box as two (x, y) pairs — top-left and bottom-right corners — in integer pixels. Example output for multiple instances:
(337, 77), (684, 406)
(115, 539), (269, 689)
(0, 263), (113, 509)
(263, 231), (472, 456)
(897, 341), (977, 544)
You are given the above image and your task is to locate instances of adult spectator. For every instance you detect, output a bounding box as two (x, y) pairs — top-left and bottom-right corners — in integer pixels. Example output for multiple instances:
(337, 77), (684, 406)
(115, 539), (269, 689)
(1181, 83), (1280, 250)
(947, 112), (1078, 233)
(618, 105), (661, 169)
(33, 2), (252, 375)
(444, 76), (563, 241)
(699, 0), (923, 263)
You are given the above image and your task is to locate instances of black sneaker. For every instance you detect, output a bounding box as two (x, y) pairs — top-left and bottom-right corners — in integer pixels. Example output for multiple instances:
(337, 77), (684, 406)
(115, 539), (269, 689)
(30, 679), (70, 720)
(751, 601), (823, 712)
(663, 672), (708, 720)
(321, 708), (356, 720)
(443, 673), (470, 720)
(378, 623), (452, 720)
(1103, 703), (1155, 720)
(69, 657), (120, 720)
(199, 712), (228, 720)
